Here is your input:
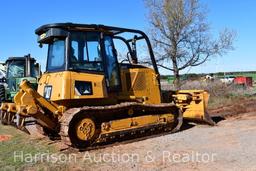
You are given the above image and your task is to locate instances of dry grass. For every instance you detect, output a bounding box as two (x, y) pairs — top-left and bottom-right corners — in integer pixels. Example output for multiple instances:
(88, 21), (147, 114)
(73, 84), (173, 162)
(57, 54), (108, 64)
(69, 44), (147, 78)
(168, 80), (256, 109)
(182, 80), (256, 109)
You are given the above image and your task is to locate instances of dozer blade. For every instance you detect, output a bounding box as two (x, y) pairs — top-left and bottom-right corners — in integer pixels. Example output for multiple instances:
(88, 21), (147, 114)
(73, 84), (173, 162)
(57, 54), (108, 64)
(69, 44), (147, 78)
(173, 90), (215, 125)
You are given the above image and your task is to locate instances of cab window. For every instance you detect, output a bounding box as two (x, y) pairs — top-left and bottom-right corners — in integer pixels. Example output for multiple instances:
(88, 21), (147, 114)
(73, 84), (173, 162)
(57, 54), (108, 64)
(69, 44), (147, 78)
(70, 32), (103, 72)
(47, 39), (65, 71)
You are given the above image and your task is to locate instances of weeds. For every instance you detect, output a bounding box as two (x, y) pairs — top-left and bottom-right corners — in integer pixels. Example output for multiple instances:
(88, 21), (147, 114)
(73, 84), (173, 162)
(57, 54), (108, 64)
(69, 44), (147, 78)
(162, 80), (256, 109)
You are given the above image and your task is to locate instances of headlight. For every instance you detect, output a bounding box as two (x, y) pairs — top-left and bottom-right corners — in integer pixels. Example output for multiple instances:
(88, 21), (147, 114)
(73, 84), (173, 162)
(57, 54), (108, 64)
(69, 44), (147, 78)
(44, 86), (52, 99)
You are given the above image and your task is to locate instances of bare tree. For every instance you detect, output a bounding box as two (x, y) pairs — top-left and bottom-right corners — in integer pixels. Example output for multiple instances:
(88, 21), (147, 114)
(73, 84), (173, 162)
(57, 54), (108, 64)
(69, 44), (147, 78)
(145, 0), (236, 89)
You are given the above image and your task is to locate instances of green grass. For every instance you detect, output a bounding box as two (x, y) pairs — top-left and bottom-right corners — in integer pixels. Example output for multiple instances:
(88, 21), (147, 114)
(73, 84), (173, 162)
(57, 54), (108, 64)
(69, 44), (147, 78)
(0, 125), (61, 171)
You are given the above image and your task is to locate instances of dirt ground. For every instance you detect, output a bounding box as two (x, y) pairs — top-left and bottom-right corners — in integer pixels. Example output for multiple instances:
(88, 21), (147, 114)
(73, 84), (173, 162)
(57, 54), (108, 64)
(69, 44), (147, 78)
(1, 101), (256, 171)
(55, 112), (256, 171)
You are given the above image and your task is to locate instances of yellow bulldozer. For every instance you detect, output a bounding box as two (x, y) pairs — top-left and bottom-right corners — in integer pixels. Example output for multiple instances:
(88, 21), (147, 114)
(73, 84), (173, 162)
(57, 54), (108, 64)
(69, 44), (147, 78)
(0, 23), (214, 148)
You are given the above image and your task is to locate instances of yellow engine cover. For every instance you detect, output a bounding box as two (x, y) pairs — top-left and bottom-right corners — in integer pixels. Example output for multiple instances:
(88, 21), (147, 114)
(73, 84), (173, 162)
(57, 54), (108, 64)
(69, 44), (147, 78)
(37, 71), (108, 101)
(119, 67), (161, 104)
(37, 67), (161, 106)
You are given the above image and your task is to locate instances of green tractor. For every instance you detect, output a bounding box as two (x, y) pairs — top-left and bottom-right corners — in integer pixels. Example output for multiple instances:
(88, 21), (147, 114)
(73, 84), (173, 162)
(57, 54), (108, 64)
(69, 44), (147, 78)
(0, 54), (40, 103)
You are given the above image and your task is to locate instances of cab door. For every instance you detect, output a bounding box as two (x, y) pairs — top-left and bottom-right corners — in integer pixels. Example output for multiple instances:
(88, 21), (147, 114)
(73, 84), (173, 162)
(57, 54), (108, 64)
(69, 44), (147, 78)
(103, 36), (121, 92)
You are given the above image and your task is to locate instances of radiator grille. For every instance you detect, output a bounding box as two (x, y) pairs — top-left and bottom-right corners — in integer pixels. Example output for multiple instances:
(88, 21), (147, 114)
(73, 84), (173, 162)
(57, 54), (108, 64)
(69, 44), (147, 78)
(126, 72), (146, 91)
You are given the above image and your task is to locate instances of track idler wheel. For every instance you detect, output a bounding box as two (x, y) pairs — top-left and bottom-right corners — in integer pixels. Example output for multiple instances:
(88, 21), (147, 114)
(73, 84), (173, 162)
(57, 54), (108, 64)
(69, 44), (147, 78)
(68, 116), (100, 148)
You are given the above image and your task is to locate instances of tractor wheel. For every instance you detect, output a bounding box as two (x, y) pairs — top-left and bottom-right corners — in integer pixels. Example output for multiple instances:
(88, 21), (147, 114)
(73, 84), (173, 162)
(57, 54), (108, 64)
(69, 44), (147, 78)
(0, 84), (5, 104)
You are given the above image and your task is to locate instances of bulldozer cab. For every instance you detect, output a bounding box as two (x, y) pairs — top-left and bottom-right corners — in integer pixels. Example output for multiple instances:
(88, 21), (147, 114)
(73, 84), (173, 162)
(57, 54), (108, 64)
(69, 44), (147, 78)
(36, 23), (162, 104)
(37, 23), (159, 70)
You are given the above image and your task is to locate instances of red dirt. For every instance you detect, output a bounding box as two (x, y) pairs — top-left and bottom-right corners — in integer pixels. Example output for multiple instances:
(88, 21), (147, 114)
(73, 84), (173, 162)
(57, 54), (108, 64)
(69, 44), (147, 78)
(0, 135), (11, 142)
(209, 98), (256, 118)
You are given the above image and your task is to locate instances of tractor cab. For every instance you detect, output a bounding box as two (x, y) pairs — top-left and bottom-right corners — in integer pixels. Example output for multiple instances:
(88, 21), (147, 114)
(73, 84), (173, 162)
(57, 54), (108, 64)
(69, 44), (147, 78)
(4, 55), (40, 101)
